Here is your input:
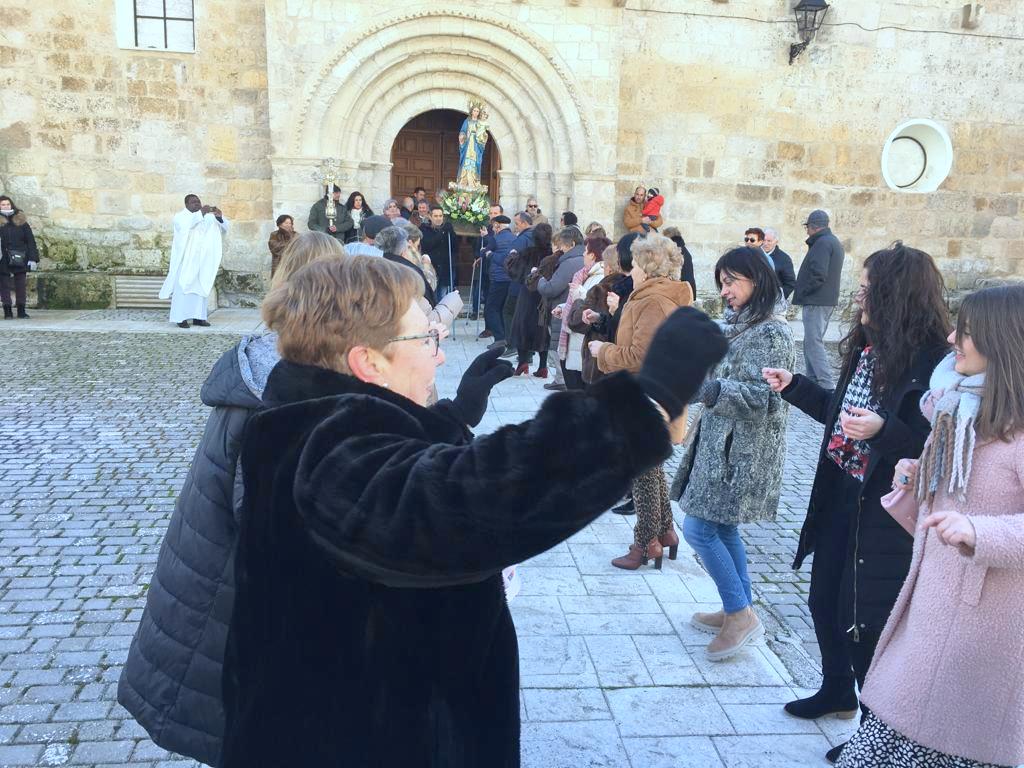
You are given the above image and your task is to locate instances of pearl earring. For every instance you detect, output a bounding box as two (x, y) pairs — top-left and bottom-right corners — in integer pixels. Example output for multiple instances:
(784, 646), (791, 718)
(382, 382), (390, 389)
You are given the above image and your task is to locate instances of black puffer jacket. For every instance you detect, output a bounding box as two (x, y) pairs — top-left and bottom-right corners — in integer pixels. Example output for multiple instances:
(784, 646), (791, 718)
(118, 333), (279, 767)
(0, 210), (39, 276)
(783, 342), (948, 635)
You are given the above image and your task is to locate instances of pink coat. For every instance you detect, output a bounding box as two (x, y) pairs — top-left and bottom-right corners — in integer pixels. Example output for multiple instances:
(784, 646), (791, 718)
(862, 435), (1024, 766)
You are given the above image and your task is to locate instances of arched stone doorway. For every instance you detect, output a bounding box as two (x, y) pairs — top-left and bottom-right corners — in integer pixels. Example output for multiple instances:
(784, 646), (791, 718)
(269, 8), (620, 250)
(390, 109), (501, 202)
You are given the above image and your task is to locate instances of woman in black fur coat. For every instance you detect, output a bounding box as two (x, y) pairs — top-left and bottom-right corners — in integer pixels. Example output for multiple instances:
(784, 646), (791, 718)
(220, 255), (726, 768)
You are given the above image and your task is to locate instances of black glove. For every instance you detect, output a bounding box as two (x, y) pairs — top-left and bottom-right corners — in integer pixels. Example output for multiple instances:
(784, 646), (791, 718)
(451, 348), (514, 427)
(696, 379), (722, 408)
(636, 307), (728, 420)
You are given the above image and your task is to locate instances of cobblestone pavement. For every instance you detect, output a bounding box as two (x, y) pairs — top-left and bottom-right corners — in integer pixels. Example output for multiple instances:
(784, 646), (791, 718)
(0, 316), (850, 767)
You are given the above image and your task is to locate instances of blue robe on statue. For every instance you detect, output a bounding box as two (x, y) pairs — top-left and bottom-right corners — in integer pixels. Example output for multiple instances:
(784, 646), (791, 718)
(458, 118), (486, 187)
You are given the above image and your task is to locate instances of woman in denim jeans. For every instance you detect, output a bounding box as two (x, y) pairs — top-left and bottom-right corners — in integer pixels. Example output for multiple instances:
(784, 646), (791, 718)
(671, 247), (795, 661)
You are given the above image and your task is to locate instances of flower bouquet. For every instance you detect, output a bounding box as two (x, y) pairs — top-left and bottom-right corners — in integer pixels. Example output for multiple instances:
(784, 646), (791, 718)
(440, 182), (491, 226)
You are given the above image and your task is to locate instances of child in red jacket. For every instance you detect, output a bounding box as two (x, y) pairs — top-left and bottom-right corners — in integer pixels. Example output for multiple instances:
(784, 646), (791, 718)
(642, 187), (665, 231)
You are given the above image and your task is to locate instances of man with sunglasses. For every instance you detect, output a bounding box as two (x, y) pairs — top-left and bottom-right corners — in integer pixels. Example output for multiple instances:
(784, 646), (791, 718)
(525, 196), (548, 226)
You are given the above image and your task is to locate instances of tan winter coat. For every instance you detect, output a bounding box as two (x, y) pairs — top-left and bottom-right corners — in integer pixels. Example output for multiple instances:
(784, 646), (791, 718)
(623, 199), (664, 233)
(597, 277), (692, 375)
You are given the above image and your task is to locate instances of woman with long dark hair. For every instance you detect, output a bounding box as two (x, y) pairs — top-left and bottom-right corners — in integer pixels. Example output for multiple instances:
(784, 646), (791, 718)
(835, 283), (1024, 768)
(344, 191), (373, 243)
(763, 243), (950, 764)
(507, 223), (553, 377)
(672, 247), (794, 660)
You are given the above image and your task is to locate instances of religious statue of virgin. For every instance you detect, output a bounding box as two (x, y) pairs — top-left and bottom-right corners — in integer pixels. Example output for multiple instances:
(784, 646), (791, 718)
(457, 101), (489, 189)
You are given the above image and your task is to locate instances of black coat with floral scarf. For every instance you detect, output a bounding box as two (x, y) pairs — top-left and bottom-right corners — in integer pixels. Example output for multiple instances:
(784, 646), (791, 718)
(783, 342), (949, 634)
(220, 361), (672, 768)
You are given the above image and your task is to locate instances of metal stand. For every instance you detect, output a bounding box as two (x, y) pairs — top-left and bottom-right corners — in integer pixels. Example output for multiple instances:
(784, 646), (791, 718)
(469, 257), (484, 336)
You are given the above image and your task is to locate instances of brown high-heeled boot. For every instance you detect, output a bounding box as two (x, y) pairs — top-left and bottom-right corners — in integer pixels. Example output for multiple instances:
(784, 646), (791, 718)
(533, 367), (548, 379)
(659, 528), (679, 560)
(611, 538), (664, 571)
(514, 363), (530, 376)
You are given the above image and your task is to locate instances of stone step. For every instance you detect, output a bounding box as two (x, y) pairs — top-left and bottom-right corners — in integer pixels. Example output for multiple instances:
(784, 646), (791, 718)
(113, 275), (170, 309)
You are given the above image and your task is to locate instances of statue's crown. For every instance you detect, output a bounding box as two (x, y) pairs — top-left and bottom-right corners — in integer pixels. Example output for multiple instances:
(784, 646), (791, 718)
(468, 99), (486, 114)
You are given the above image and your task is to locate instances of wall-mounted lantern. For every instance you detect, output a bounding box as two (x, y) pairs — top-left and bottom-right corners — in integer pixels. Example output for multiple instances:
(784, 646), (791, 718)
(789, 0), (830, 64)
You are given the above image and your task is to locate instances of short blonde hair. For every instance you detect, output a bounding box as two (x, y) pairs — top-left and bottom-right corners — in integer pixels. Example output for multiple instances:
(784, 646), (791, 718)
(631, 233), (682, 279)
(270, 231), (347, 290)
(262, 255), (421, 375)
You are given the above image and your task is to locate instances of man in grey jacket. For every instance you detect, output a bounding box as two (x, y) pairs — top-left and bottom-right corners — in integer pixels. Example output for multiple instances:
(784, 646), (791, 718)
(307, 185), (353, 242)
(793, 209), (844, 388)
(537, 226), (585, 391)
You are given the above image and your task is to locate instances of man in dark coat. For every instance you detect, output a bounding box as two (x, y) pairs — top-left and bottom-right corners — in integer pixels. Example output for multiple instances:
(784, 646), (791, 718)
(118, 333), (279, 767)
(473, 203), (503, 330)
(482, 215), (516, 349)
(307, 184), (353, 242)
(419, 205), (458, 297)
(762, 227), (797, 299)
(220, 305), (728, 768)
(793, 209), (845, 388)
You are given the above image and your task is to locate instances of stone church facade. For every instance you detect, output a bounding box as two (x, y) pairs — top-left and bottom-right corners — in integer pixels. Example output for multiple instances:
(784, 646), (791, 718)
(1, 0), (1021, 308)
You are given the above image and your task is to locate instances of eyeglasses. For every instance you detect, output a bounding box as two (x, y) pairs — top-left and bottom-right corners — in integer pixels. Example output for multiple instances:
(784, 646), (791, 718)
(744, 237), (758, 243)
(527, 204), (538, 208)
(386, 328), (441, 357)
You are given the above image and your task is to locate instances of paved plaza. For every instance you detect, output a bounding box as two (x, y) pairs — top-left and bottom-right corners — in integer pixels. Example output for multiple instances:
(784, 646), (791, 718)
(1, 310), (851, 767)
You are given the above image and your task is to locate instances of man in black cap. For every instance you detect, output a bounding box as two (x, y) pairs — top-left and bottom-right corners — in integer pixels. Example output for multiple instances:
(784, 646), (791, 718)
(307, 185), (353, 242)
(793, 209), (845, 388)
(345, 215), (390, 257)
(481, 214), (516, 350)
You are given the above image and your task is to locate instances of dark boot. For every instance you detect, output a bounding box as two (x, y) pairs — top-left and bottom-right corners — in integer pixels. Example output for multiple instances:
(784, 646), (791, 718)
(15, 304), (29, 319)
(611, 497), (635, 515)
(2, 304), (12, 319)
(784, 676), (858, 720)
(826, 742), (845, 764)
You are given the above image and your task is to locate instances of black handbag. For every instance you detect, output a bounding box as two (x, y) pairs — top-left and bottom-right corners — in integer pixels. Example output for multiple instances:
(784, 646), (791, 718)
(7, 249), (27, 269)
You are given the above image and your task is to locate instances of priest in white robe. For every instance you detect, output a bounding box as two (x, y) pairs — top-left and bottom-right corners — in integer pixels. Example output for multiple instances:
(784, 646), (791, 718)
(160, 194), (229, 327)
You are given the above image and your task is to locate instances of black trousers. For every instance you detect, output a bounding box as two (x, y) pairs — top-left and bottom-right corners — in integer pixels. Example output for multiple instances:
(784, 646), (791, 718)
(559, 360), (584, 391)
(0, 271), (27, 306)
(808, 472), (882, 694)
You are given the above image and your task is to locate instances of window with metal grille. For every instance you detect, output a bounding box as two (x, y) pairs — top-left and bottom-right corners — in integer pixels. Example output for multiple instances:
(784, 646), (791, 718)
(133, 0), (195, 51)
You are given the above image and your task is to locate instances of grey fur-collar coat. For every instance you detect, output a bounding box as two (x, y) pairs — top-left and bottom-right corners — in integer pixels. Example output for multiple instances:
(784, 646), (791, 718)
(671, 315), (795, 525)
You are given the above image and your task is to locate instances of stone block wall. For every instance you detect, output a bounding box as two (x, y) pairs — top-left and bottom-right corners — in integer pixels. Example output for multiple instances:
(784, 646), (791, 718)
(0, 0), (273, 307)
(1, 0), (1020, 309)
(614, 0), (1024, 301)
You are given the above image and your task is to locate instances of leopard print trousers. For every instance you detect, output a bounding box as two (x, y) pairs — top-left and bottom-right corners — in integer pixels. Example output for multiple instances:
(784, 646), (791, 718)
(632, 464), (673, 552)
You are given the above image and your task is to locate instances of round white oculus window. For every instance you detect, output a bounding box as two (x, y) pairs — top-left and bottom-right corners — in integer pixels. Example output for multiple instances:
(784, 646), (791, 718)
(881, 119), (953, 193)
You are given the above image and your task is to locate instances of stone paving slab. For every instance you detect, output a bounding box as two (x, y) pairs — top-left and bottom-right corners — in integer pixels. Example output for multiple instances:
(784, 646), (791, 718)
(0, 317), (854, 767)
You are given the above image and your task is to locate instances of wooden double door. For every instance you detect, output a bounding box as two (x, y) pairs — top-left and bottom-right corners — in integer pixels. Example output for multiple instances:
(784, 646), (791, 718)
(390, 109), (501, 201)
(391, 109), (501, 285)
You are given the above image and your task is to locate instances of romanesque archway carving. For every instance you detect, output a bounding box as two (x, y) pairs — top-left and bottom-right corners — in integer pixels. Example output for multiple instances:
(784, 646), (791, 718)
(290, 7), (597, 175)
